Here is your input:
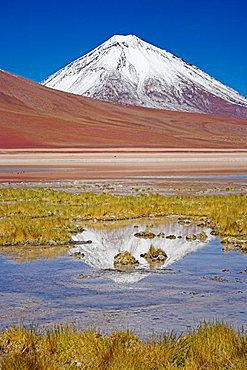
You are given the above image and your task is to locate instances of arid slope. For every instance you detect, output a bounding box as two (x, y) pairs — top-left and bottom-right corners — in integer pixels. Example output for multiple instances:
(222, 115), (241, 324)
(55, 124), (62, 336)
(0, 70), (246, 148)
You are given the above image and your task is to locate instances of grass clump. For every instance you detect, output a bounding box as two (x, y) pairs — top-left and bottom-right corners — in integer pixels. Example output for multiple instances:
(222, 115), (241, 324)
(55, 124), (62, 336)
(114, 251), (139, 268)
(140, 245), (167, 263)
(0, 323), (246, 369)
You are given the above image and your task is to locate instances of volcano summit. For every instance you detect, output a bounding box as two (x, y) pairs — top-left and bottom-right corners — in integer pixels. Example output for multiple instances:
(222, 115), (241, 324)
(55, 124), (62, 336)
(43, 34), (247, 118)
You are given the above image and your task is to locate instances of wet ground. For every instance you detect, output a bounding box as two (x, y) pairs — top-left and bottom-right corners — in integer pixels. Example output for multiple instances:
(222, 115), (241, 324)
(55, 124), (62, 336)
(0, 174), (247, 197)
(0, 219), (246, 337)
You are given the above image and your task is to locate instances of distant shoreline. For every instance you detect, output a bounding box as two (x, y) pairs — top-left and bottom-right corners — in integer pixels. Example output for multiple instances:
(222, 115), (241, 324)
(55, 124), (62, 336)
(0, 148), (246, 181)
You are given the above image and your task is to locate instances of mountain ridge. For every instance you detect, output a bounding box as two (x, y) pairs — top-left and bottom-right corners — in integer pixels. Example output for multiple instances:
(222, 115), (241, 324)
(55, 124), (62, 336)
(42, 34), (247, 118)
(0, 69), (247, 149)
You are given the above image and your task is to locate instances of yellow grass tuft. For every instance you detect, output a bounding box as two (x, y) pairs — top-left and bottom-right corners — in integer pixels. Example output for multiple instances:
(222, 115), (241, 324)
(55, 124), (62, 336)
(0, 323), (246, 369)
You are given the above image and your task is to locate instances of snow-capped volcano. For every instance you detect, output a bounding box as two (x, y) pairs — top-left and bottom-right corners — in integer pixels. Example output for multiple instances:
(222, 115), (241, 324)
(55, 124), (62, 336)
(42, 34), (247, 118)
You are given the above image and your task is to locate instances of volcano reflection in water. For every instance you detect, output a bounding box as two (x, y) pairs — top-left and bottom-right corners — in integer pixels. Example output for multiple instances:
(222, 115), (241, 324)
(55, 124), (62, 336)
(69, 220), (213, 283)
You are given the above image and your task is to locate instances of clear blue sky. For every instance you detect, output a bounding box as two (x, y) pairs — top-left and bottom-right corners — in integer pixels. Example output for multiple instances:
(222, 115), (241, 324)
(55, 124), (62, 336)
(1, 0), (246, 97)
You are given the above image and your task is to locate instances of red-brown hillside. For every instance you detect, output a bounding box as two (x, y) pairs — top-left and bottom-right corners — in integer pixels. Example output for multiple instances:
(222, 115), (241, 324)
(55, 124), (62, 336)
(0, 70), (246, 148)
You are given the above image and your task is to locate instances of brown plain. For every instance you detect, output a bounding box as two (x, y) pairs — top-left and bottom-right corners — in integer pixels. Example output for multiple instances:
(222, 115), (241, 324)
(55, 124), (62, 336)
(0, 70), (246, 180)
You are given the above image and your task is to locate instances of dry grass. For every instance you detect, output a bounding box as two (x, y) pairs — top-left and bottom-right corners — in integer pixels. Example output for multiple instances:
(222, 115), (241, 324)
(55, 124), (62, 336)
(0, 189), (246, 253)
(0, 323), (246, 369)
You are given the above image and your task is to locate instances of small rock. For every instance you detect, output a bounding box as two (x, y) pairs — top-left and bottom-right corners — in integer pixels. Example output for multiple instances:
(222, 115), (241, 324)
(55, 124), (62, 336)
(235, 278), (242, 283)
(73, 240), (92, 245)
(204, 276), (227, 282)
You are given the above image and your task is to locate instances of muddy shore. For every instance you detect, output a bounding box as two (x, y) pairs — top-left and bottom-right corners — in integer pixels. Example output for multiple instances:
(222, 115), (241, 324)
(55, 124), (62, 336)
(0, 149), (247, 186)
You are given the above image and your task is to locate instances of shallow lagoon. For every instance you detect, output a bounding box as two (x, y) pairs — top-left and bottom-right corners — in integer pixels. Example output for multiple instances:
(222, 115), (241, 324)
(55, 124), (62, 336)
(0, 218), (246, 337)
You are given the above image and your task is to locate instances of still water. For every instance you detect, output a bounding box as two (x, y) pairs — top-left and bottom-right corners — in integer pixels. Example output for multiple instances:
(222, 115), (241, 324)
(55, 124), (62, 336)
(0, 219), (246, 336)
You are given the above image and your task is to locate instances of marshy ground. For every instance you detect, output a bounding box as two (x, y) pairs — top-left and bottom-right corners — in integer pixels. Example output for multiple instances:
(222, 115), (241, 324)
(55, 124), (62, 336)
(0, 184), (246, 252)
(0, 180), (246, 369)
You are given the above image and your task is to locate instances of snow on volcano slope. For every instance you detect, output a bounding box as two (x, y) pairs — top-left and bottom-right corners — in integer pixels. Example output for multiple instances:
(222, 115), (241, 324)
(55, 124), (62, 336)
(42, 35), (247, 118)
